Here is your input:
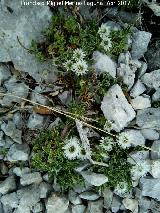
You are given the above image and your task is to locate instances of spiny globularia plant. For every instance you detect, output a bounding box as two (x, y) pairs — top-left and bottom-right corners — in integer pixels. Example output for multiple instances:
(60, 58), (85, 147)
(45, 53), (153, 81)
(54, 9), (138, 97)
(31, 12), (149, 193)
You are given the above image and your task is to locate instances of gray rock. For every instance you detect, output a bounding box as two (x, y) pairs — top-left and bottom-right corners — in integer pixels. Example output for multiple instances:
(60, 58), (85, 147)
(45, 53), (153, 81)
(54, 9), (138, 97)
(72, 204), (86, 213)
(131, 95), (151, 110)
(39, 182), (52, 199)
(13, 167), (30, 177)
(92, 51), (117, 78)
(151, 160), (160, 178)
(128, 151), (149, 164)
(1, 192), (19, 209)
(136, 108), (160, 130)
(123, 129), (145, 146)
(150, 199), (160, 213)
(0, 176), (16, 195)
(138, 62), (147, 77)
(0, 65), (11, 86)
(101, 84), (136, 132)
(48, 117), (62, 130)
(0, 202), (3, 213)
(0, 162), (8, 175)
(68, 190), (82, 205)
(87, 199), (103, 213)
(79, 191), (100, 201)
(111, 195), (121, 213)
(20, 172), (42, 186)
(0, 1), (57, 83)
(140, 177), (160, 200)
(2, 204), (12, 213)
(122, 198), (138, 213)
(141, 69), (160, 89)
(130, 80), (146, 98)
(31, 91), (50, 105)
(117, 64), (135, 90)
(146, 40), (160, 70)
(152, 88), (160, 103)
(80, 171), (108, 187)
(46, 193), (69, 213)
(0, 130), (5, 147)
(102, 188), (113, 209)
(138, 197), (151, 211)
(0, 78), (29, 107)
(131, 31), (152, 59)
(17, 184), (40, 207)
(4, 136), (14, 148)
(1, 121), (22, 144)
(31, 202), (43, 213)
(14, 206), (30, 213)
(58, 91), (72, 106)
(7, 143), (30, 161)
(27, 112), (50, 129)
(151, 140), (160, 159)
(141, 129), (159, 140)
(13, 112), (23, 129)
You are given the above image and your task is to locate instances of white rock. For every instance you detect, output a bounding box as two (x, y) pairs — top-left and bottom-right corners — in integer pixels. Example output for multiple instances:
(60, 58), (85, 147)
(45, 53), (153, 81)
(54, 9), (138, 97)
(87, 199), (103, 212)
(138, 62), (147, 77)
(141, 129), (159, 140)
(27, 112), (50, 129)
(152, 88), (160, 102)
(20, 172), (42, 186)
(101, 84), (136, 132)
(79, 191), (100, 201)
(39, 182), (52, 199)
(111, 195), (121, 213)
(140, 177), (160, 201)
(131, 96), (151, 110)
(80, 171), (108, 186)
(72, 204), (86, 213)
(136, 108), (160, 130)
(46, 193), (69, 213)
(131, 31), (152, 59)
(123, 198), (138, 213)
(102, 188), (113, 209)
(151, 140), (160, 160)
(141, 69), (160, 90)
(13, 167), (30, 177)
(123, 129), (145, 146)
(130, 80), (146, 98)
(128, 151), (149, 165)
(1, 192), (19, 209)
(68, 190), (82, 205)
(93, 51), (117, 78)
(151, 160), (160, 178)
(7, 143), (30, 161)
(0, 176), (16, 195)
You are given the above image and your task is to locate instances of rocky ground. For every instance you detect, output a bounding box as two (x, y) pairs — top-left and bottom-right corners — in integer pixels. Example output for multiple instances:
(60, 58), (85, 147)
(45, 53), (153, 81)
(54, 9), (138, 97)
(0, 0), (160, 213)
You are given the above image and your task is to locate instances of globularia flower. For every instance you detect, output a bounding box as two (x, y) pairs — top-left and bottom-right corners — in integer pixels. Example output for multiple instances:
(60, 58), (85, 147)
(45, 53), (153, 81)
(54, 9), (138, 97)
(78, 148), (88, 160)
(100, 137), (114, 152)
(114, 181), (129, 197)
(63, 137), (81, 160)
(73, 48), (86, 62)
(63, 60), (73, 71)
(72, 60), (88, 76)
(117, 132), (131, 149)
(131, 161), (150, 181)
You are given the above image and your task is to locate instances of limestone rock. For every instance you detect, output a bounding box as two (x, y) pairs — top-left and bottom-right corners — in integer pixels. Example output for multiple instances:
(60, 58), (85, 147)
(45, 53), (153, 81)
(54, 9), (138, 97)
(0, 176), (16, 195)
(20, 172), (42, 186)
(131, 95), (151, 110)
(101, 84), (136, 132)
(130, 80), (146, 98)
(141, 69), (160, 89)
(92, 51), (117, 78)
(7, 143), (30, 161)
(131, 31), (152, 59)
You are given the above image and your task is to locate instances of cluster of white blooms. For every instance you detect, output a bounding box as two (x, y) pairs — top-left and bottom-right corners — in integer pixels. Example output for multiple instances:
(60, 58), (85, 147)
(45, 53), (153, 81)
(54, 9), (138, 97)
(131, 161), (150, 181)
(98, 24), (112, 52)
(114, 181), (129, 197)
(63, 48), (88, 76)
(63, 137), (89, 160)
(117, 132), (132, 149)
(103, 120), (113, 132)
(100, 137), (114, 152)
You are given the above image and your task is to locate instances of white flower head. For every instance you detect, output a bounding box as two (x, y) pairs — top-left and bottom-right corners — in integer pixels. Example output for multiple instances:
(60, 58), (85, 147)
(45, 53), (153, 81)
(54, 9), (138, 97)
(98, 24), (111, 40)
(104, 120), (113, 132)
(117, 132), (131, 149)
(63, 60), (73, 71)
(100, 137), (114, 152)
(114, 181), (129, 197)
(131, 161), (150, 181)
(72, 60), (88, 76)
(78, 148), (89, 160)
(73, 48), (86, 62)
(63, 137), (81, 160)
(101, 37), (112, 52)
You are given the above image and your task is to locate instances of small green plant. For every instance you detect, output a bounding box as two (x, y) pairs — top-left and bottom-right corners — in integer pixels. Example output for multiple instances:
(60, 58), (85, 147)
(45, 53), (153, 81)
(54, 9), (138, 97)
(152, 101), (160, 108)
(0, 148), (8, 157)
(31, 129), (84, 191)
